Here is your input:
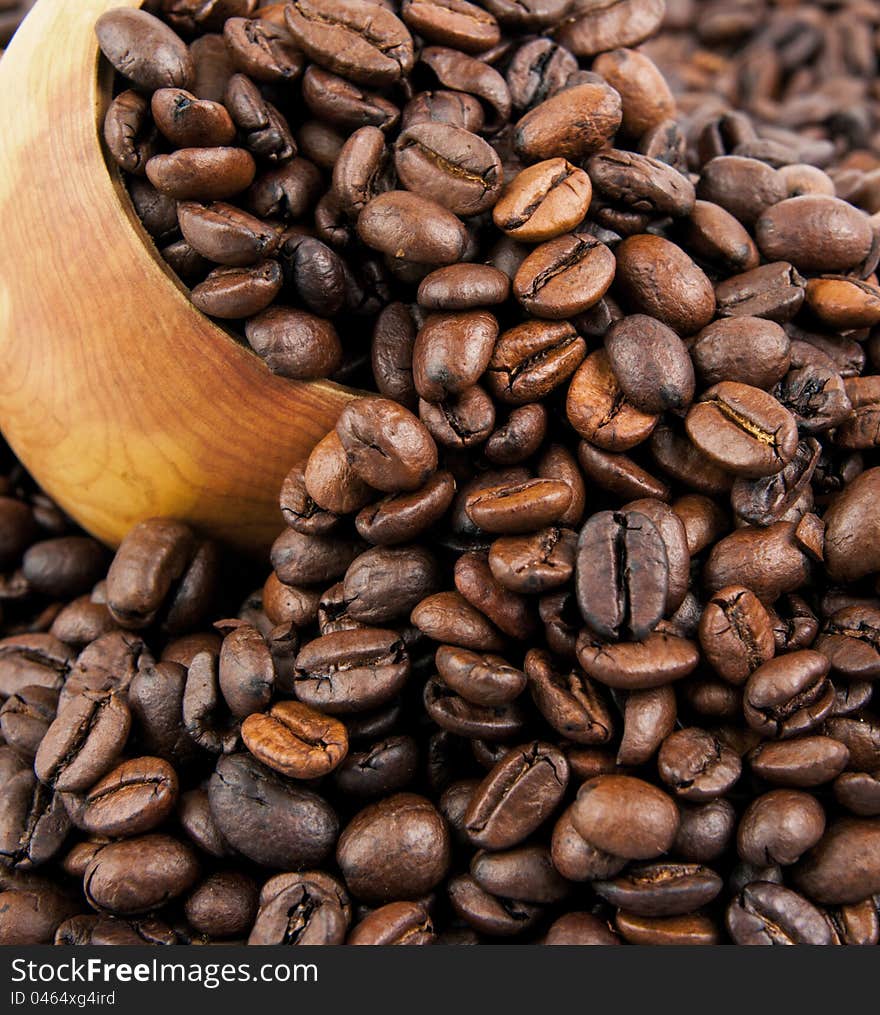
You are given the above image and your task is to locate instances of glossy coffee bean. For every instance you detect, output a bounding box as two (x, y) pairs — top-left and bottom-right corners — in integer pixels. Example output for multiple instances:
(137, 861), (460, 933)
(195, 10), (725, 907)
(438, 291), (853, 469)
(337, 793), (450, 902)
(242, 700), (348, 778)
(571, 775), (679, 861)
(464, 742), (568, 850)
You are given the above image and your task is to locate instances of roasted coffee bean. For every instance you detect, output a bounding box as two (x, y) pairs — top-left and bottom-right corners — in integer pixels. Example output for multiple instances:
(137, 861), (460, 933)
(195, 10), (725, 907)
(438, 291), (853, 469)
(96, 9), (194, 91)
(104, 91), (159, 176)
(0, 635), (72, 702)
(576, 630), (699, 690)
(225, 72), (296, 163)
(464, 742), (568, 850)
(567, 349), (659, 451)
(191, 260), (283, 319)
(576, 509), (668, 642)
(748, 737), (850, 789)
(177, 201), (278, 265)
(454, 552), (538, 640)
(594, 863), (722, 917)
(147, 147), (256, 200)
(34, 691), (129, 793)
(737, 790), (826, 867)
(0, 685), (58, 759)
(487, 321), (585, 405)
(727, 882), (834, 945)
(208, 753), (338, 868)
(359, 190), (470, 265)
(686, 383), (798, 479)
(242, 700), (348, 778)
(413, 311), (499, 403)
(83, 835), (199, 915)
(395, 123), (502, 217)
(794, 819), (880, 905)
(284, 0), (414, 87)
(493, 159), (592, 243)
(617, 685), (676, 766)
(757, 196), (874, 273)
(815, 606), (880, 681)
(465, 478), (571, 535)
(488, 527), (577, 594)
(690, 318), (791, 392)
(80, 757), (178, 838)
(605, 315), (694, 416)
(151, 87), (235, 148)
(592, 48), (675, 138)
(185, 869), (259, 939)
(588, 150), (694, 218)
(294, 628), (409, 715)
(337, 793), (449, 902)
(447, 873), (543, 937)
(336, 398), (438, 493)
(555, 0), (666, 56)
(615, 235), (715, 336)
(697, 156), (787, 227)
(424, 676), (526, 741)
(543, 912), (621, 945)
(471, 844), (567, 904)
(22, 538), (107, 600)
(348, 900), (433, 945)
(704, 522), (811, 602)
(417, 264), (509, 312)
(679, 200), (760, 275)
(420, 45), (511, 128)
(436, 646), (526, 707)
(825, 468), (880, 582)
(698, 586), (775, 686)
(223, 16), (303, 82)
(248, 870), (349, 945)
(525, 649), (613, 745)
(355, 472), (456, 546)
(657, 728), (742, 802)
(743, 651), (834, 740)
(715, 262), (805, 323)
(513, 234), (615, 320)
(514, 81), (621, 163)
(0, 768), (69, 869)
(571, 775), (678, 861)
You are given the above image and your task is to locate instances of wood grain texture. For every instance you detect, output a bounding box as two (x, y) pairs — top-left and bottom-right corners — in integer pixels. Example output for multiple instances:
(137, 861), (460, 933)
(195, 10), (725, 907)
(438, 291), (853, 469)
(0, 0), (355, 553)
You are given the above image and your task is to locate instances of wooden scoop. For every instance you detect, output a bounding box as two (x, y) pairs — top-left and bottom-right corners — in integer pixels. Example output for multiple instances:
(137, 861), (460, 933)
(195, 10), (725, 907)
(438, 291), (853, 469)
(0, 0), (354, 553)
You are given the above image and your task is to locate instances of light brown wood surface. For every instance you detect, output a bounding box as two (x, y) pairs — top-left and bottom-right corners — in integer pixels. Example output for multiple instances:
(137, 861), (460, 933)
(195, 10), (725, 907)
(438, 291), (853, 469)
(0, 0), (355, 553)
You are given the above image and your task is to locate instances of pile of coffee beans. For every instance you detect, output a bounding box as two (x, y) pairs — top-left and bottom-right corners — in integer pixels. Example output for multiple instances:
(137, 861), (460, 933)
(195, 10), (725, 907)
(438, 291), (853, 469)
(4, 0), (880, 945)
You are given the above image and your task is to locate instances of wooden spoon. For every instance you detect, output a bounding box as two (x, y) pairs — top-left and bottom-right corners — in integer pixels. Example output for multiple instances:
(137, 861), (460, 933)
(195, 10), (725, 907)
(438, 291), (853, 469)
(0, 0), (355, 553)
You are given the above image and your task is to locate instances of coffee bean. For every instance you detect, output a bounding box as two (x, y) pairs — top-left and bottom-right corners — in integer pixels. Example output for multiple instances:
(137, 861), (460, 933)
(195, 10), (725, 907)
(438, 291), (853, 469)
(514, 82), (622, 163)
(464, 742), (568, 850)
(513, 234), (616, 319)
(364, 190), (470, 266)
(336, 398), (438, 493)
(84, 835), (199, 915)
(615, 235), (716, 335)
(242, 700), (348, 778)
(756, 195), (874, 273)
(571, 775), (679, 860)
(395, 123), (502, 217)
(337, 793), (450, 902)
(605, 315), (695, 415)
(727, 882), (834, 945)
(493, 159), (592, 242)
(284, 0), (414, 87)
(737, 790), (826, 867)
(555, 0), (666, 56)
(576, 509), (669, 641)
(80, 757), (178, 838)
(96, 9), (194, 91)
(208, 753), (338, 868)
